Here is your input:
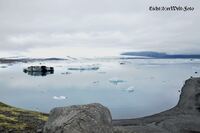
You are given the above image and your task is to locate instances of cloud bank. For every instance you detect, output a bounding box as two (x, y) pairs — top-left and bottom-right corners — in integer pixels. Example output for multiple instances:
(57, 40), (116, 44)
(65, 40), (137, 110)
(0, 0), (199, 57)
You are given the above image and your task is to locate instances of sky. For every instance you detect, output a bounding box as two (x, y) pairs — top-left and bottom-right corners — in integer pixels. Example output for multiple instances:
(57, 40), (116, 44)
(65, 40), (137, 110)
(0, 0), (199, 58)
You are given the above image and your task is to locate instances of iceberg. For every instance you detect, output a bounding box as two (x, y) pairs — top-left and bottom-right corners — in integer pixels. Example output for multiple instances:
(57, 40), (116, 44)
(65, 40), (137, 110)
(68, 65), (99, 71)
(126, 86), (134, 92)
(109, 78), (126, 85)
(23, 66), (54, 76)
(53, 96), (67, 100)
(24, 66), (54, 72)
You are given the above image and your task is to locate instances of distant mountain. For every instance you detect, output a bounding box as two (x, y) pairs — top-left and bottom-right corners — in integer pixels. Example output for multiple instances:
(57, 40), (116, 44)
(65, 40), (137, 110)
(0, 57), (66, 64)
(121, 51), (200, 59)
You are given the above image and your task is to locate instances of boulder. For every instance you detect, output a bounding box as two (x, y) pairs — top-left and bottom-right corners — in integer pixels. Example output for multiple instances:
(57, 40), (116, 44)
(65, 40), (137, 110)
(43, 103), (113, 133)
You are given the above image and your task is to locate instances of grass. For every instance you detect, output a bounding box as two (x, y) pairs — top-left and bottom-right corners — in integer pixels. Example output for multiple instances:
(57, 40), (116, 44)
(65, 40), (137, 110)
(0, 102), (48, 132)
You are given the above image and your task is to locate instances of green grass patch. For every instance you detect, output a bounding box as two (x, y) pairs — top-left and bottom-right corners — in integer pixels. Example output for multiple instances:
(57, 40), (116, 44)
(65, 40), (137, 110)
(0, 102), (49, 132)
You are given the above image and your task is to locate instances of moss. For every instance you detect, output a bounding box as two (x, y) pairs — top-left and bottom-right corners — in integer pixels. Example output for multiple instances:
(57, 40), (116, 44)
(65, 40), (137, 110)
(0, 102), (12, 108)
(0, 102), (49, 132)
(0, 114), (17, 122)
(0, 122), (27, 130)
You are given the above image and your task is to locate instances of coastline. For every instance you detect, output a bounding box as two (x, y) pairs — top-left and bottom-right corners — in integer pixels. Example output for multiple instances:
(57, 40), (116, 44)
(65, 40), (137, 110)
(0, 77), (200, 132)
(113, 77), (200, 133)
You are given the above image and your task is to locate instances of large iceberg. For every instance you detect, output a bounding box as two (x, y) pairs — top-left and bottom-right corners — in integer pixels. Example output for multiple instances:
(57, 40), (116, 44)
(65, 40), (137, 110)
(23, 66), (54, 76)
(68, 65), (99, 71)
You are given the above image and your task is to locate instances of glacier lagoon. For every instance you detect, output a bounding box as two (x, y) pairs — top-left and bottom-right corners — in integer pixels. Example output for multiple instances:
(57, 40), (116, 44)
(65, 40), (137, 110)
(0, 58), (200, 119)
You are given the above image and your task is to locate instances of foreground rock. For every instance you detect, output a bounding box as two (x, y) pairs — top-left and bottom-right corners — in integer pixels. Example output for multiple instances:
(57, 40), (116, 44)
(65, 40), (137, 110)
(2, 77), (199, 132)
(113, 77), (200, 133)
(43, 103), (113, 133)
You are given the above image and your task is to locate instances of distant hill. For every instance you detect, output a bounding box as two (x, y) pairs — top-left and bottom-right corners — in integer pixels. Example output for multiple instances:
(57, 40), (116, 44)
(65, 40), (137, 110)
(0, 57), (66, 64)
(121, 51), (200, 59)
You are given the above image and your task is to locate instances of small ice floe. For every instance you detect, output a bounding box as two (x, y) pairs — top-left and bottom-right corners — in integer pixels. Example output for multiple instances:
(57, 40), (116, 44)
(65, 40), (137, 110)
(126, 86), (134, 93)
(109, 78), (126, 85)
(68, 65), (99, 71)
(53, 96), (67, 100)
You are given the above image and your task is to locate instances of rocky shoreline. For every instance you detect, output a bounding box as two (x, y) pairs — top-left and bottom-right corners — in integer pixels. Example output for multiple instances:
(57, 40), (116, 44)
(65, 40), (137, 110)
(0, 77), (200, 133)
(113, 77), (200, 133)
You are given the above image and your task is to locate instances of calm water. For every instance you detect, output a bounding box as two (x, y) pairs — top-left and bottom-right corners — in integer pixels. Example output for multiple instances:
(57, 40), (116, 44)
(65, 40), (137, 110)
(0, 58), (200, 119)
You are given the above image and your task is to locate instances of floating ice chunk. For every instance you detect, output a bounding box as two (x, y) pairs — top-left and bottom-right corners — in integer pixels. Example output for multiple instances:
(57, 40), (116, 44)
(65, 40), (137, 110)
(68, 65), (99, 71)
(109, 78), (126, 85)
(126, 86), (134, 93)
(53, 96), (67, 100)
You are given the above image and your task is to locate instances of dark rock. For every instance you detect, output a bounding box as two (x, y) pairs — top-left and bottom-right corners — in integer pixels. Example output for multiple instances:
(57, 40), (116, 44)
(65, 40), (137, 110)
(43, 103), (113, 133)
(113, 77), (200, 133)
(0, 127), (5, 132)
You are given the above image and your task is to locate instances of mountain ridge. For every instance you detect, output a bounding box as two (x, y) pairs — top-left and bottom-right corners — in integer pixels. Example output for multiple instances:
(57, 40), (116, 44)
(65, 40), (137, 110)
(121, 51), (200, 59)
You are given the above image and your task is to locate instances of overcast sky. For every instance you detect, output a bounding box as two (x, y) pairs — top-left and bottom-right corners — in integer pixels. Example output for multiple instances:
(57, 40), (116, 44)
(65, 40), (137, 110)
(0, 0), (199, 57)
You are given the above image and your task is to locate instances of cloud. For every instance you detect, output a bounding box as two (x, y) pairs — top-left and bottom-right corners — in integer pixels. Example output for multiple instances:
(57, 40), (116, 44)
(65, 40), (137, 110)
(0, 0), (199, 57)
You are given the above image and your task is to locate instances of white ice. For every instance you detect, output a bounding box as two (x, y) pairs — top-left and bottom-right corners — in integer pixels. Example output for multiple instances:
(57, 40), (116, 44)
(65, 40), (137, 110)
(53, 96), (67, 100)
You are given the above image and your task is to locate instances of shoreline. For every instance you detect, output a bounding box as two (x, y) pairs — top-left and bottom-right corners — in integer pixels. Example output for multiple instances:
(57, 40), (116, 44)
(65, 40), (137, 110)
(0, 77), (200, 132)
(113, 77), (200, 133)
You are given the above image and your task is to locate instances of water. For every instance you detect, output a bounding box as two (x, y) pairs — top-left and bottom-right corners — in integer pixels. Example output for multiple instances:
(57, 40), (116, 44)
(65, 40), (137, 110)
(0, 58), (200, 119)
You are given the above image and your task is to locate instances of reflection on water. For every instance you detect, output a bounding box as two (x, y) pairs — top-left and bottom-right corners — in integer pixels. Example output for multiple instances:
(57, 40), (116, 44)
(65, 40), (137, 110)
(0, 58), (200, 119)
